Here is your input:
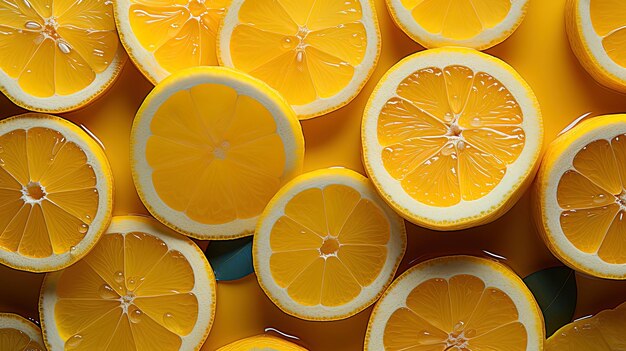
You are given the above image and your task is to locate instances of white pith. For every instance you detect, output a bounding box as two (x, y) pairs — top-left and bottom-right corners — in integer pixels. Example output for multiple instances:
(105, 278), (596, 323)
(0, 313), (43, 346)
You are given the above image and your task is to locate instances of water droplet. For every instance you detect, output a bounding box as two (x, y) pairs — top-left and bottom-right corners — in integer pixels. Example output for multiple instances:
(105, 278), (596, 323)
(296, 51), (304, 63)
(457, 140), (467, 150)
(126, 276), (142, 291)
(594, 194), (607, 204)
(470, 117), (482, 127)
(453, 321), (465, 332)
(65, 334), (83, 349)
(98, 284), (118, 299)
(69, 246), (77, 253)
(84, 214), (92, 221)
(441, 144), (455, 156)
(281, 36), (294, 49)
(114, 271), (124, 283)
(443, 112), (453, 122)
(163, 312), (179, 332)
(57, 41), (71, 54)
(129, 307), (143, 324)
(78, 223), (88, 234)
(0, 158), (5, 166)
(24, 20), (41, 30)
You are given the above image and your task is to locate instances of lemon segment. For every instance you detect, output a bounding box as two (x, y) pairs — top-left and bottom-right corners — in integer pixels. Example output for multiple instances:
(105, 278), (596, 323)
(0, 313), (44, 351)
(216, 334), (307, 351)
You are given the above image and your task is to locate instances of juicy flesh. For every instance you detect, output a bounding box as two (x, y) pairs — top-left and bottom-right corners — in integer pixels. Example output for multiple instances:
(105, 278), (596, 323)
(383, 274), (527, 351)
(54, 232), (199, 351)
(400, 0), (512, 40)
(0, 328), (44, 350)
(229, 0), (367, 106)
(590, 0), (626, 68)
(378, 65), (525, 207)
(146, 83), (286, 225)
(0, 0), (118, 97)
(0, 127), (98, 258)
(557, 135), (626, 264)
(129, 0), (229, 73)
(269, 184), (390, 307)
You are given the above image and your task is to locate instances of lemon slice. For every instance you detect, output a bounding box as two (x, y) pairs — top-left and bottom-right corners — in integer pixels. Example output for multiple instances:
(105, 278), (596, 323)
(131, 67), (304, 240)
(365, 255), (545, 351)
(386, 0), (530, 50)
(534, 114), (626, 279)
(0, 113), (113, 272)
(547, 302), (626, 350)
(0, 313), (44, 350)
(254, 168), (406, 321)
(40, 215), (216, 351)
(217, 0), (381, 119)
(114, 0), (229, 83)
(362, 47), (542, 230)
(0, 0), (125, 112)
(567, 0), (626, 93)
(216, 334), (307, 351)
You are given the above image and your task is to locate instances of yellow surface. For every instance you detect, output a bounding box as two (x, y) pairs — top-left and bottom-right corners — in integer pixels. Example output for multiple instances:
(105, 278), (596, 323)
(2, 0), (626, 349)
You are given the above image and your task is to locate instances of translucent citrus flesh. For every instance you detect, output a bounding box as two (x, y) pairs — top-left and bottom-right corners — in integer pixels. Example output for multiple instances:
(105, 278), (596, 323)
(0, 328), (44, 350)
(229, 0), (367, 106)
(590, 0), (626, 68)
(146, 83), (286, 225)
(54, 232), (198, 351)
(557, 135), (626, 264)
(129, 0), (229, 73)
(399, 0), (511, 40)
(377, 65), (525, 207)
(268, 184), (390, 307)
(383, 274), (527, 351)
(0, 127), (98, 258)
(0, 0), (118, 97)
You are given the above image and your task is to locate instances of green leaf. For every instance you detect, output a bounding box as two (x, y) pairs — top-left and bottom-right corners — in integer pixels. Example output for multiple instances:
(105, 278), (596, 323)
(204, 236), (254, 281)
(524, 266), (577, 337)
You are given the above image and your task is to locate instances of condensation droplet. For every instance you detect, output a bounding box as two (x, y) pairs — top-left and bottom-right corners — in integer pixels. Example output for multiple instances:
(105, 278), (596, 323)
(453, 321), (465, 332)
(443, 112), (453, 122)
(0, 158), (5, 166)
(281, 36), (293, 49)
(441, 144), (455, 156)
(129, 307), (143, 324)
(470, 117), (482, 127)
(296, 51), (304, 63)
(98, 284), (118, 299)
(114, 271), (124, 283)
(78, 223), (88, 234)
(457, 140), (467, 150)
(163, 312), (179, 332)
(24, 20), (41, 30)
(69, 246), (77, 253)
(594, 194), (607, 204)
(58, 41), (71, 54)
(65, 334), (83, 349)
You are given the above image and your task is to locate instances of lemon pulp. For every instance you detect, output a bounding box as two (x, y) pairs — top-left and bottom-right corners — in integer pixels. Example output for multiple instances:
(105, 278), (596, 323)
(0, 327), (44, 350)
(590, 0), (626, 67)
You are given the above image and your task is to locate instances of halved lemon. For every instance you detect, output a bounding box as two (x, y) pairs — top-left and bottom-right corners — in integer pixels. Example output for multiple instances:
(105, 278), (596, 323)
(534, 114), (626, 279)
(254, 168), (406, 321)
(386, 0), (530, 50)
(114, 0), (229, 83)
(362, 47), (543, 230)
(0, 0), (125, 112)
(547, 302), (626, 350)
(0, 312), (44, 350)
(567, 0), (626, 93)
(0, 113), (113, 272)
(217, 0), (381, 119)
(365, 255), (545, 351)
(40, 215), (216, 351)
(131, 67), (304, 240)
(216, 334), (307, 351)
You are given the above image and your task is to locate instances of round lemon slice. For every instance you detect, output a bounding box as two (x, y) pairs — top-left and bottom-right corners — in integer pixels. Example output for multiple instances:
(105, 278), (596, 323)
(216, 334), (307, 351)
(362, 47), (543, 230)
(114, 0), (229, 83)
(131, 67), (304, 240)
(365, 255), (544, 351)
(534, 114), (626, 279)
(40, 215), (216, 351)
(254, 168), (406, 321)
(567, 0), (626, 93)
(0, 312), (44, 350)
(0, 0), (125, 112)
(217, 0), (381, 119)
(386, 0), (530, 50)
(0, 113), (113, 272)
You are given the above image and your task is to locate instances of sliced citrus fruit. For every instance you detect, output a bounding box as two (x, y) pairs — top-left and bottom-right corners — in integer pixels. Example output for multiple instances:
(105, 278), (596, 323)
(534, 114), (626, 279)
(40, 215), (216, 351)
(0, 313), (44, 351)
(362, 47), (543, 230)
(216, 334), (307, 351)
(566, 0), (626, 93)
(131, 67), (304, 240)
(254, 168), (406, 321)
(114, 0), (229, 83)
(217, 0), (381, 119)
(0, 113), (113, 272)
(385, 0), (530, 50)
(0, 0), (125, 112)
(546, 302), (626, 350)
(365, 255), (545, 351)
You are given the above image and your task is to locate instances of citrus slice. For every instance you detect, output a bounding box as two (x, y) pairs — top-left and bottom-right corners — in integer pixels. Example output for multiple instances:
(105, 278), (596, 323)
(40, 215), (216, 351)
(217, 0), (381, 119)
(534, 114), (626, 279)
(362, 47), (543, 230)
(216, 334), (307, 351)
(385, 0), (530, 50)
(0, 0), (125, 112)
(0, 313), (44, 350)
(114, 0), (229, 83)
(0, 113), (113, 272)
(546, 302), (626, 350)
(365, 255), (545, 351)
(131, 67), (304, 240)
(254, 168), (407, 321)
(566, 0), (626, 93)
